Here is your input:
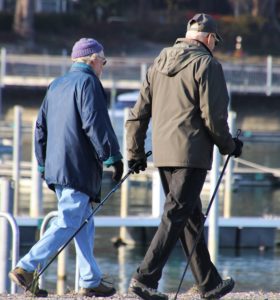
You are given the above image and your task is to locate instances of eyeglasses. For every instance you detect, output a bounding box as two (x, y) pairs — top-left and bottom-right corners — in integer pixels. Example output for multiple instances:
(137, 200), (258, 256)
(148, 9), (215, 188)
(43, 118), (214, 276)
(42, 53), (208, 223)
(97, 55), (107, 66)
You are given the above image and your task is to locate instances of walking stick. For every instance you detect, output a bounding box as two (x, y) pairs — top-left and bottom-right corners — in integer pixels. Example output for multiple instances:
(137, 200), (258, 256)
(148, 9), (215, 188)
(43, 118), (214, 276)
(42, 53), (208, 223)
(174, 130), (241, 300)
(26, 151), (152, 293)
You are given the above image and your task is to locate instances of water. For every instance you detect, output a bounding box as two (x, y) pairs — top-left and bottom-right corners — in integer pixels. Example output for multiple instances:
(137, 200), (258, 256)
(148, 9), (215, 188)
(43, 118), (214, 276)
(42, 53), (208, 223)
(3, 108), (280, 294)
(16, 178), (280, 294)
(23, 237), (280, 294)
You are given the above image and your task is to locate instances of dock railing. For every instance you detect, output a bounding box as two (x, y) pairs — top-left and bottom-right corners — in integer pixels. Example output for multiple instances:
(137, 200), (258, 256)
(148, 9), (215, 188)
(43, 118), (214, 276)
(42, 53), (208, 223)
(2, 106), (280, 221)
(0, 178), (20, 294)
(1, 48), (280, 95)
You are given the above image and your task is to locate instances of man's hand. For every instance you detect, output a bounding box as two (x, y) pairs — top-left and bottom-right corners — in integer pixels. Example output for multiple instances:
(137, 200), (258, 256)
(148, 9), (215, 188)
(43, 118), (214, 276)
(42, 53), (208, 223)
(38, 165), (45, 180)
(128, 158), (147, 174)
(112, 160), (124, 182)
(231, 138), (243, 158)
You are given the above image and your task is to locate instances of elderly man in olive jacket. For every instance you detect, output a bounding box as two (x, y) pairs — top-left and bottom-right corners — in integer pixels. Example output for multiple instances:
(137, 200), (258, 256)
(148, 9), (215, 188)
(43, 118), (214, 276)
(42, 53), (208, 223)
(127, 14), (243, 300)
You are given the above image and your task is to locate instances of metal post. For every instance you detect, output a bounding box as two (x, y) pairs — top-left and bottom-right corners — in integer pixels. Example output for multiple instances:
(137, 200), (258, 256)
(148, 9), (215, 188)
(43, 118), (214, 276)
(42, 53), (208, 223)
(43, 51), (50, 78)
(110, 81), (117, 108)
(119, 108), (133, 243)
(117, 246), (126, 293)
(140, 63), (147, 82)
(30, 119), (43, 217)
(0, 212), (19, 294)
(0, 85), (2, 119)
(266, 55), (272, 96)
(61, 0), (67, 12)
(61, 49), (68, 75)
(223, 111), (236, 218)
(0, 47), (7, 118)
(227, 83), (232, 110)
(208, 146), (220, 264)
(0, 178), (17, 293)
(152, 170), (164, 218)
(0, 47), (6, 84)
(35, 0), (42, 12)
(13, 106), (22, 216)
(56, 0), (60, 13)
(110, 80), (117, 126)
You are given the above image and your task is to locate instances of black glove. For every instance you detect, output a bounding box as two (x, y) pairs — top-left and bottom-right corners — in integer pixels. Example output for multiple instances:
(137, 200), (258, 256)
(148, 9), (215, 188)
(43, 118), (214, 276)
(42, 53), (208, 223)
(231, 138), (243, 157)
(112, 160), (124, 182)
(40, 172), (45, 180)
(128, 158), (147, 174)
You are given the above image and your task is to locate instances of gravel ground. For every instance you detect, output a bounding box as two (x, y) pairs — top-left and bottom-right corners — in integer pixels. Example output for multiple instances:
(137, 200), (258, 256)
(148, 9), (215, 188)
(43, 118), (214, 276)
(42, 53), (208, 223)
(1, 291), (280, 299)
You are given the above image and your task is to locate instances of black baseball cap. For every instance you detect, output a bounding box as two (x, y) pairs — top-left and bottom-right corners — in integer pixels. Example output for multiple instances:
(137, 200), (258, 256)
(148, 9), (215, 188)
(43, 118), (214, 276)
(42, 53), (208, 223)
(187, 13), (222, 43)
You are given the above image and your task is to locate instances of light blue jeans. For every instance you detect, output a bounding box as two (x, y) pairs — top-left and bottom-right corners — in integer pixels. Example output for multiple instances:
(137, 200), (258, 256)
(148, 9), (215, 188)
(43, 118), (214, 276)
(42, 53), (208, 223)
(17, 185), (102, 288)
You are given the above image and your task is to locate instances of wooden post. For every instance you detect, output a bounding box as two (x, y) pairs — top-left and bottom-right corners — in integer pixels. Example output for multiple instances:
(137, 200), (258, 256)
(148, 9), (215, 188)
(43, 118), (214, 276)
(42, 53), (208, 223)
(57, 249), (68, 295)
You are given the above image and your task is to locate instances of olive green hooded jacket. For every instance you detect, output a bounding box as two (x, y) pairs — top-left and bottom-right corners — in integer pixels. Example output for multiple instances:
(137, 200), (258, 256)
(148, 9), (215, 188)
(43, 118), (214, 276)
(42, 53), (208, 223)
(125, 38), (235, 169)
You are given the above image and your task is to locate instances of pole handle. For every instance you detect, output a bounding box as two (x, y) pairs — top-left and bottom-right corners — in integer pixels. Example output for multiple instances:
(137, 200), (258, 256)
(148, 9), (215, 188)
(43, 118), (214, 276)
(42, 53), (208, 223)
(145, 150), (152, 158)
(235, 128), (241, 138)
(128, 150), (152, 173)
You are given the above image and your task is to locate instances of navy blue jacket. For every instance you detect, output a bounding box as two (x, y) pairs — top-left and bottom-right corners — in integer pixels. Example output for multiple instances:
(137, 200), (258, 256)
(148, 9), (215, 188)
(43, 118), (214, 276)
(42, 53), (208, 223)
(35, 63), (122, 201)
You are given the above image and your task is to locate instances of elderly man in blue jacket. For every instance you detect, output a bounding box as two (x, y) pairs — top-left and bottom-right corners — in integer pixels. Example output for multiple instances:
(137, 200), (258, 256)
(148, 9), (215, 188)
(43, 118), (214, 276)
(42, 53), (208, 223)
(9, 38), (123, 298)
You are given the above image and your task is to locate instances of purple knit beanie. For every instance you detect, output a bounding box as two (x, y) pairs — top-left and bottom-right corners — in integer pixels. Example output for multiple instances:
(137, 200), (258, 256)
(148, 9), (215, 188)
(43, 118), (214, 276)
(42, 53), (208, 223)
(71, 38), (103, 59)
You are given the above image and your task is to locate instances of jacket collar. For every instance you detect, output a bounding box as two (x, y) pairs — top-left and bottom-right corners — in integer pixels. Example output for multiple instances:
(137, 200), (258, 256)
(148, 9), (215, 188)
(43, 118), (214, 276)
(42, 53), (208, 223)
(70, 62), (97, 76)
(175, 38), (213, 57)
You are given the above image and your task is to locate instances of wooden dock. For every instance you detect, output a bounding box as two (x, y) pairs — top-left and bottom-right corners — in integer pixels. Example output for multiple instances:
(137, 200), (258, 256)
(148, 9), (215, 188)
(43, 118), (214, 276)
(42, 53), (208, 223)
(15, 215), (280, 229)
(2, 52), (280, 96)
(15, 215), (280, 249)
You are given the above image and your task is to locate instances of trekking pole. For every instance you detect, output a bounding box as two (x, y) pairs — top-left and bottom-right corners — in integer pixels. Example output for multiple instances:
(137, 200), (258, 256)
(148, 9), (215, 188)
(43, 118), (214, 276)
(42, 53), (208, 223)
(174, 130), (241, 300)
(26, 150), (152, 293)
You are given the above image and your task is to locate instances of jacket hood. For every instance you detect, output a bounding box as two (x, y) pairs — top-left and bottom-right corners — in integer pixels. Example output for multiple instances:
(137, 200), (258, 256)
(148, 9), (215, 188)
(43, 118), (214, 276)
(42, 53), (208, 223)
(154, 38), (212, 76)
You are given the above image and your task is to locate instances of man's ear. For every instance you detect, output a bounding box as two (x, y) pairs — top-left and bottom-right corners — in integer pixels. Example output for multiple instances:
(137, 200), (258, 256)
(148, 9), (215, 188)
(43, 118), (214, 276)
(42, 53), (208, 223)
(206, 34), (212, 46)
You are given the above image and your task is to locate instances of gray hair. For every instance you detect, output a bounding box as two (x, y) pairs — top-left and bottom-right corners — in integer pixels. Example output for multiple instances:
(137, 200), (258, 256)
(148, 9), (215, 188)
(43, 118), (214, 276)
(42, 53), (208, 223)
(72, 51), (103, 64)
(185, 30), (209, 40)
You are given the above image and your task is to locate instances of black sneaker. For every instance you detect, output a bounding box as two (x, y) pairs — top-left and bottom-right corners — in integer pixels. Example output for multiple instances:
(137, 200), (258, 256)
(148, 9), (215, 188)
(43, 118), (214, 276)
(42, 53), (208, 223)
(202, 277), (235, 299)
(129, 278), (168, 300)
(79, 278), (116, 297)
